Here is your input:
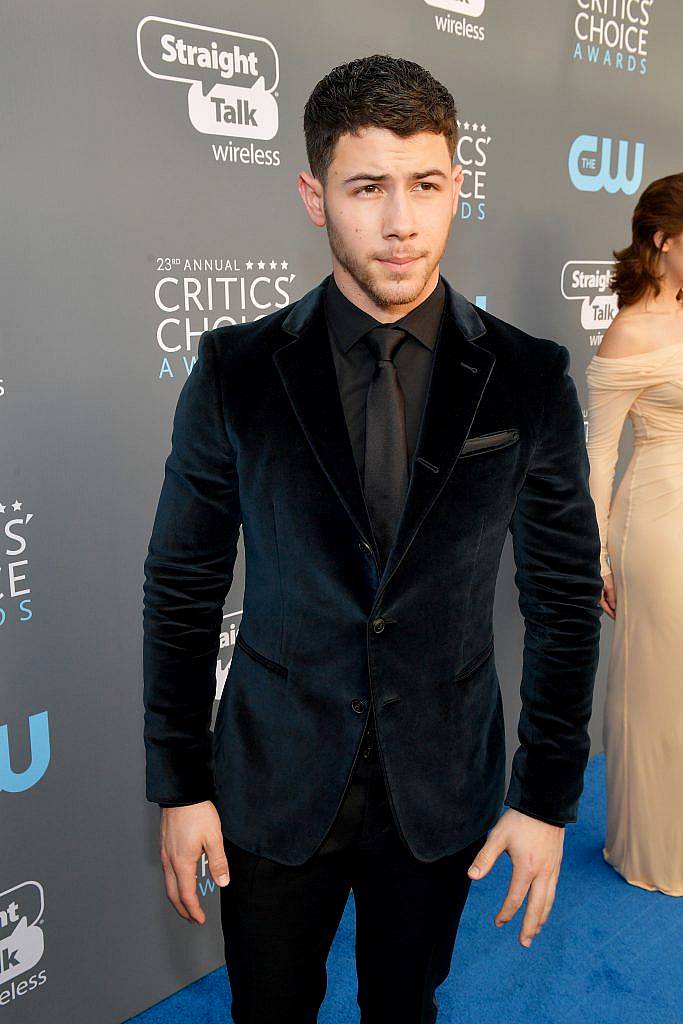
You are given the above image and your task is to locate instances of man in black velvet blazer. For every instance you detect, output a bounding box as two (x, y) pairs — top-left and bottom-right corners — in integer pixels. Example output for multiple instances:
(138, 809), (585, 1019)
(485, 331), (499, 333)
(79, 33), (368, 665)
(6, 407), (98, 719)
(143, 55), (603, 1023)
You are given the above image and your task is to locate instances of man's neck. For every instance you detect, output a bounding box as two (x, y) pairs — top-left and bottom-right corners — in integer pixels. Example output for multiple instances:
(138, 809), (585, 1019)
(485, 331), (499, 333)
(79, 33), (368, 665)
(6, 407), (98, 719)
(330, 265), (441, 323)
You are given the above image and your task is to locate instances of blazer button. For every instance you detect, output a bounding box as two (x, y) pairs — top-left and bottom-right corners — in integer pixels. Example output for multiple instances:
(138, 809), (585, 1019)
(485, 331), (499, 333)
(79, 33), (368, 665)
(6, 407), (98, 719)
(371, 618), (385, 633)
(351, 699), (366, 714)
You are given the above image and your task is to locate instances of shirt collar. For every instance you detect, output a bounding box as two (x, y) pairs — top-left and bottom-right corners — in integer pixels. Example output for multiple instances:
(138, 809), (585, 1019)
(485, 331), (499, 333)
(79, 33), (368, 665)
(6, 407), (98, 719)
(324, 272), (446, 354)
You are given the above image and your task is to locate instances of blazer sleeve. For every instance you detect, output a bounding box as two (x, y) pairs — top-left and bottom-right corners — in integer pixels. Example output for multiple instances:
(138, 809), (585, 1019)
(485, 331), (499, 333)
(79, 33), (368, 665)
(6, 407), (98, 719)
(585, 362), (645, 578)
(503, 343), (604, 826)
(142, 329), (242, 807)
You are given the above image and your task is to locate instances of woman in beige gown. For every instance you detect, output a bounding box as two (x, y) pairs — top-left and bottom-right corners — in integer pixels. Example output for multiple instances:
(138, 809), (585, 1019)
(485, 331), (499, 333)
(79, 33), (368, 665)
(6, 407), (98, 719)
(585, 173), (683, 897)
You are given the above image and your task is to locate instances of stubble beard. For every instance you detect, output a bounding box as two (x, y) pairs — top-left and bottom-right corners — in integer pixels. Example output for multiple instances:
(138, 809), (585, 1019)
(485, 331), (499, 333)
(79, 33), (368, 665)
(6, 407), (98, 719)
(323, 202), (444, 311)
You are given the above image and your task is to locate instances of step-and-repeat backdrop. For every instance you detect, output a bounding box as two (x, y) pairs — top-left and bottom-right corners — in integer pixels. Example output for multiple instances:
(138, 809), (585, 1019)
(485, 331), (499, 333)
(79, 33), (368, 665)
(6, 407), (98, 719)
(2, 2), (680, 1021)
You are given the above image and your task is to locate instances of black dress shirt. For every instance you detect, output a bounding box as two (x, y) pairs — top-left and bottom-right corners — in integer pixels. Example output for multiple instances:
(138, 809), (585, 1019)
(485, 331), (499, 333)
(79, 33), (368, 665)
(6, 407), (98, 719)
(321, 272), (446, 777)
(323, 272), (446, 488)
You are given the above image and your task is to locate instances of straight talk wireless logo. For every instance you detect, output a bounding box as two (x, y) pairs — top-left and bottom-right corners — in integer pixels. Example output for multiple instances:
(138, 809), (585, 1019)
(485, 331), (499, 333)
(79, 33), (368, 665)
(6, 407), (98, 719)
(561, 260), (617, 345)
(0, 882), (47, 1007)
(217, 611), (242, 703)
(424, 0), (487, 42)
(136, 16), (281, 165)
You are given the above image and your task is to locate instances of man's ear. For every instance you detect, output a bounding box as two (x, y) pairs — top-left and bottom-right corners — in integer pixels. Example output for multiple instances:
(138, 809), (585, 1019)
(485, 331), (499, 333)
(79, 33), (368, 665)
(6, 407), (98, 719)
(452, 163), (464, 218)
(298, 171), (326, 228)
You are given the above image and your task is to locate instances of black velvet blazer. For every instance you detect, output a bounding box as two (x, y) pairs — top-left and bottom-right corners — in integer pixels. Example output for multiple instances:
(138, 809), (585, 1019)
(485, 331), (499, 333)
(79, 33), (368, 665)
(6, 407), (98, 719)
(142, 272), (604, 865)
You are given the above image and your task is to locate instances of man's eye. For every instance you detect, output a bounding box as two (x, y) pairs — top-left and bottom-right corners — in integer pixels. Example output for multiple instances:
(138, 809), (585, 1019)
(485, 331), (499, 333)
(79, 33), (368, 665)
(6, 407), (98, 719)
(356, 182), (436, 195)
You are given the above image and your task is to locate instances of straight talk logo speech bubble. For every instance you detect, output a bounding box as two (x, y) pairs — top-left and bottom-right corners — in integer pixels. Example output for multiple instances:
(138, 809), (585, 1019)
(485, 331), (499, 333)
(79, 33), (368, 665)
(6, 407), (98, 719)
(0, 882), (45, 987)
(137, 16), (279, 140)
(561, 260), (617, 331)
(423, 0), (485, 14)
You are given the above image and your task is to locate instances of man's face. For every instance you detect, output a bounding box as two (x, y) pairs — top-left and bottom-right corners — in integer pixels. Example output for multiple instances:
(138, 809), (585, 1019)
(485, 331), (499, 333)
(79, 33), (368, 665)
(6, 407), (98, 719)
(300, 127), (461, 312)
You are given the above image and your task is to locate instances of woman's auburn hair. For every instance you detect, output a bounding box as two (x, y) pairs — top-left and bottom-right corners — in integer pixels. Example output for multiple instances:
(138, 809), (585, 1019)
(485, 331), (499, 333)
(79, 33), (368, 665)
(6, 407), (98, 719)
(610, 172), (683, 309)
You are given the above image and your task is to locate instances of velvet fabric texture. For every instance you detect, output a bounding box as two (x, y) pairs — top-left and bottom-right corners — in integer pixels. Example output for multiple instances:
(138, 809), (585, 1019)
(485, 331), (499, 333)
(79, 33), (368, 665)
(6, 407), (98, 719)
(142, 273), (604, 865)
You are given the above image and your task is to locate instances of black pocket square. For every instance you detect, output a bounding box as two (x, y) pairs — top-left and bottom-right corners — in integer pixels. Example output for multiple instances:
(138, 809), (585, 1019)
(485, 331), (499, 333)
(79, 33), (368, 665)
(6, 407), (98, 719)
(459, 428), (519, 457)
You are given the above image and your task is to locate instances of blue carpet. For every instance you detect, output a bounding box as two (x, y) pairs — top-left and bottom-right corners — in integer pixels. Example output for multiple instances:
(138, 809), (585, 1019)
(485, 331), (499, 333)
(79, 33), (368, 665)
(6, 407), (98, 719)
(127, 753), (682, 1023)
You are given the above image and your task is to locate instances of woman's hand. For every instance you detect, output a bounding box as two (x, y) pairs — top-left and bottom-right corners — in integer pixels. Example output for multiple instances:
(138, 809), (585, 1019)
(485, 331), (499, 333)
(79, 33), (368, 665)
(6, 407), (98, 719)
(600, 572), (617, 619)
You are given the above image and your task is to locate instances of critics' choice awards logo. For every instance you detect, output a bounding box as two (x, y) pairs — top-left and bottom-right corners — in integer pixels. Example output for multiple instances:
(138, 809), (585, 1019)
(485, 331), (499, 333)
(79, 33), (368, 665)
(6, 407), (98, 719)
(152, 256), (297, 381)
(0, 712), (51, 794)
(572, 0), (654, 75)
(568, 135), (644, 194)
(1, 500), (33, 627)
(456, 119), (490, 221)
(561, 261), (617, 342)
(425, 0), (486, 42)
(137, 17), (281, 164)
(0, 882), (47, 1006)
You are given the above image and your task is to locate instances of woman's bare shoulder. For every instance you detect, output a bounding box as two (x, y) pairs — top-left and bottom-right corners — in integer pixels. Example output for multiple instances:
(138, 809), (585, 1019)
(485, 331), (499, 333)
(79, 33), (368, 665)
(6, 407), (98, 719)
(596, 312), (654, 358)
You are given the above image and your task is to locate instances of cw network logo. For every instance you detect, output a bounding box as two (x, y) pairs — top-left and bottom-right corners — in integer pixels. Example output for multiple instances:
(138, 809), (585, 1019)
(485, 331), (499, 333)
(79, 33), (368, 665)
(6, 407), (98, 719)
(137, 16), (280, 150)
(0, 712), (50, 794)
(568, 134), (644, 194)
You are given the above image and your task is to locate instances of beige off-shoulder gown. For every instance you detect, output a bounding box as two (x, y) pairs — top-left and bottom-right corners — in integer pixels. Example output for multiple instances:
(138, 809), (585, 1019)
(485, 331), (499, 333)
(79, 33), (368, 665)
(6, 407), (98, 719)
(585, 343), (683, 896)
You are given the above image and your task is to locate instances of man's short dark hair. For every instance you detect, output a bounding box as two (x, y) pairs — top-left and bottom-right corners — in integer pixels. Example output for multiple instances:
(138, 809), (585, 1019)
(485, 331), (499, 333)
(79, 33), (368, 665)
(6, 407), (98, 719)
(303, 54), (459, 187)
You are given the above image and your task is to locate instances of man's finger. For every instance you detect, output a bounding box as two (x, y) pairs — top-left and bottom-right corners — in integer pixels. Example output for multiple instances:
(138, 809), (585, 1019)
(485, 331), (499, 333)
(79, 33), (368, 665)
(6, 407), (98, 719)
(174, 858), (206, 924)
(468, 832), (505, 880)
(519, 873), (549, 947)
(539, 869), (559, 926)
(205, 834), (231, 888)
(493, 862), (532, 925)
(162, 862), (192, 922)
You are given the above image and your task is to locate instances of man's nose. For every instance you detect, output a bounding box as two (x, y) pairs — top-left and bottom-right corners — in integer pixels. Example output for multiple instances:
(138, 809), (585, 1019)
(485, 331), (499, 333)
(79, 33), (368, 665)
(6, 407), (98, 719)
(382, 194), (417, 236)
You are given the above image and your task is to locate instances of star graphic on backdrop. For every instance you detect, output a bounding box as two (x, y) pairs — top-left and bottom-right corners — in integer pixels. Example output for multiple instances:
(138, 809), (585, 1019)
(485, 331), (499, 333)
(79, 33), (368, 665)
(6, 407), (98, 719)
(242, 258), (290, 271)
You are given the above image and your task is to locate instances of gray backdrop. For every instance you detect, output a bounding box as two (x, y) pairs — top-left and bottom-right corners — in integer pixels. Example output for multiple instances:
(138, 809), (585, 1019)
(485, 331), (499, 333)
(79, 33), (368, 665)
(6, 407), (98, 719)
(1, 1), (681, 1021)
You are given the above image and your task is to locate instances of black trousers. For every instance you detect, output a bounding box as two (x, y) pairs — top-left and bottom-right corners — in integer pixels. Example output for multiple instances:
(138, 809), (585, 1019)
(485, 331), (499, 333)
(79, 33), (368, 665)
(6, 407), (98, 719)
(220, 713), (488, 1024)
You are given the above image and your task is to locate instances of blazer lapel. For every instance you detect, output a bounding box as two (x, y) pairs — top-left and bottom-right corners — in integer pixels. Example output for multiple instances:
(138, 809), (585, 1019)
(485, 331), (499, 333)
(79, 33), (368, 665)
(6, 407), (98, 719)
(271, 273), (496, 591)
(272, 278), (377, 551)
(379, 284), (495, 589)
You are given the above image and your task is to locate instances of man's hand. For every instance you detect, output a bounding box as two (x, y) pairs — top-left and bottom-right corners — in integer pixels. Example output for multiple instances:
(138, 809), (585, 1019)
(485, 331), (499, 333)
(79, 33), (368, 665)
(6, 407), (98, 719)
(600, 571), (617, 619)
(466, 808), (565, 947)
(159, 801), (230, 924)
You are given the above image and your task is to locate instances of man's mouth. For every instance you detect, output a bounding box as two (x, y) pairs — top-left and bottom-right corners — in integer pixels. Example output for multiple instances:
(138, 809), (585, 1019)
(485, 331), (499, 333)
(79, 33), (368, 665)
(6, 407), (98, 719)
(377, 255), (421, 267)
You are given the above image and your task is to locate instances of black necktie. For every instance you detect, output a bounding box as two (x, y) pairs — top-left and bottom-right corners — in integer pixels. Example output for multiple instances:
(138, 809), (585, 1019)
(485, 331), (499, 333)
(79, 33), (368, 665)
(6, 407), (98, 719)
(362, 326), (410, 567)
